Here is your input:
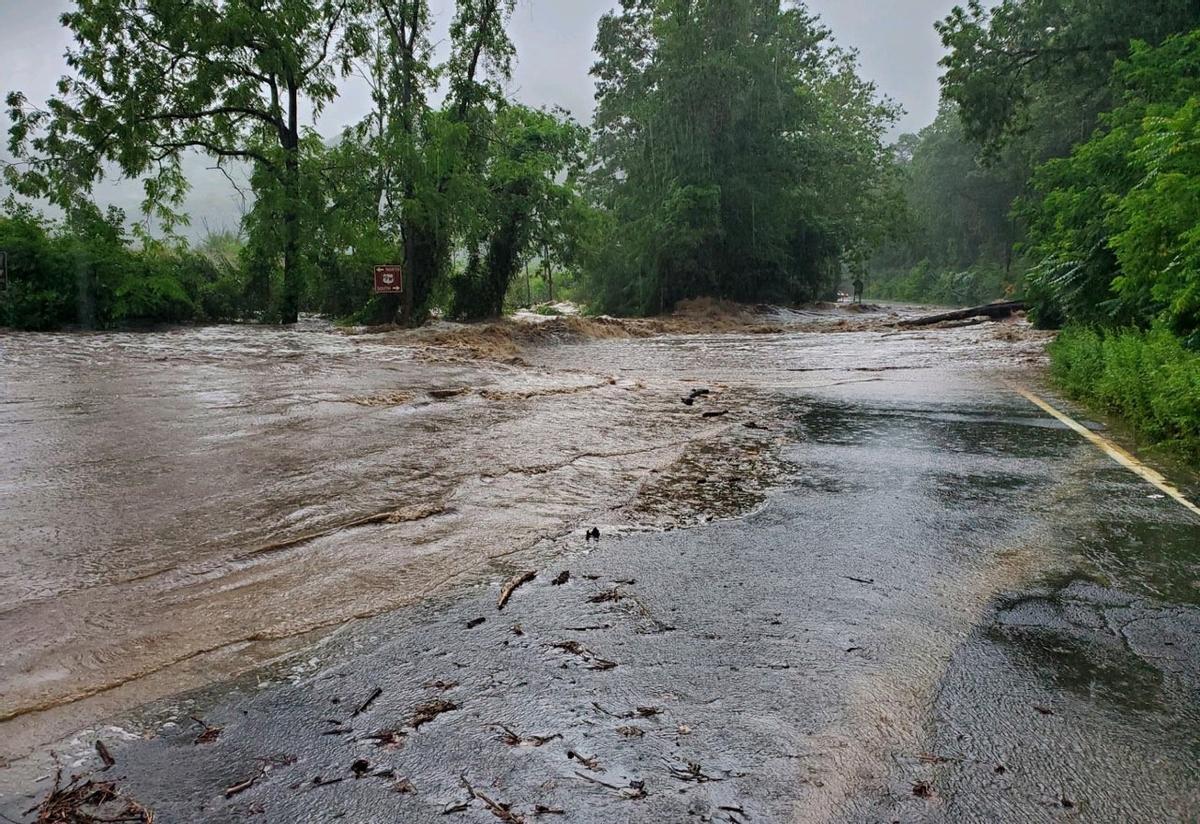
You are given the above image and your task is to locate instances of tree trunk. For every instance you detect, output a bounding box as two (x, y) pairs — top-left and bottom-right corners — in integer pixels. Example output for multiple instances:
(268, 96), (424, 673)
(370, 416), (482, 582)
(898, 300), (1026, 328)
(279, 81), (302, 325)
(401, 218), (416, 326)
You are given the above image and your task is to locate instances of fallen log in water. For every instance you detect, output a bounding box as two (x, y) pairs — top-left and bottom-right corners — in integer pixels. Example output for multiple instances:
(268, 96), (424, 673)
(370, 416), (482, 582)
(898, 300), (1026, 328)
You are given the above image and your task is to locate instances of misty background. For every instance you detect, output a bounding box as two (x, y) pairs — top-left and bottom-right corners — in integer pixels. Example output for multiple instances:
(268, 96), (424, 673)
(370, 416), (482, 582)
(0, 0), (974, 239)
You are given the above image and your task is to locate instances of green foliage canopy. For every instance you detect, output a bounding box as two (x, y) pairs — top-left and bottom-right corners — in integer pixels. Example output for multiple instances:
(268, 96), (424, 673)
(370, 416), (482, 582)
(937, 0), (1200, 158)
(451, 105), (589, 319)
(5, 0), (371, 323)
(1023, 31), (1200, 340)
(584, 0), (899, 315)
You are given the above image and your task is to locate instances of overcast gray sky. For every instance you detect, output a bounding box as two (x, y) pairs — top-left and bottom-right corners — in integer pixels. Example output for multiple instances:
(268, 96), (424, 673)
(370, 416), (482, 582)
(1, 0), (968, 235)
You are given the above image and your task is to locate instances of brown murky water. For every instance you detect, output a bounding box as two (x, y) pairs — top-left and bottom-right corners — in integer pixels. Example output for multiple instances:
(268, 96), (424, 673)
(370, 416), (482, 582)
(0, 310), (1050, 761)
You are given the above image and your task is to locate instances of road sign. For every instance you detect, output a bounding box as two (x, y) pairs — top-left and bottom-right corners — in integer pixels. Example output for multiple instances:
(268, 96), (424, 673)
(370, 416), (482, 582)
(373, 264), (403, 294)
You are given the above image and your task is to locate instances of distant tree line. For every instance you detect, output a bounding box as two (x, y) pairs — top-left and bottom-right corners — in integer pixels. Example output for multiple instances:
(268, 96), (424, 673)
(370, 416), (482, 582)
(4, 0), (586, 328)
(2, 0), (899, 329)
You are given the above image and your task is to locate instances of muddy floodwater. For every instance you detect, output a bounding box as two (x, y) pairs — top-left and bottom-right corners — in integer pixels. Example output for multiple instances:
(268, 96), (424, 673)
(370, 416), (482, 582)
(2, 308), (1198, 822)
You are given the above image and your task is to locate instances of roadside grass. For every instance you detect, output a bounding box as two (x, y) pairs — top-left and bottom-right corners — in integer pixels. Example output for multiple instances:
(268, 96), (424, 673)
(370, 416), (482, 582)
(1050, 325), (1200, 461)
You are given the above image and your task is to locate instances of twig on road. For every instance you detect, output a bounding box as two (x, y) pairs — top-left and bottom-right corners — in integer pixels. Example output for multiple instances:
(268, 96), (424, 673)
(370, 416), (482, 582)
(352, 687), (383, 718)
(498, 571), (537, 609)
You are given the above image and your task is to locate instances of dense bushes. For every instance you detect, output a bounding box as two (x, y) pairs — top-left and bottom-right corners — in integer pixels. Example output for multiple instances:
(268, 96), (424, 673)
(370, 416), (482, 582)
(1013, 32), (1200, 458)
(0, 208), (246, 330)
(1050, 326), (1200, 458)
(1024, 32), (1200, 340)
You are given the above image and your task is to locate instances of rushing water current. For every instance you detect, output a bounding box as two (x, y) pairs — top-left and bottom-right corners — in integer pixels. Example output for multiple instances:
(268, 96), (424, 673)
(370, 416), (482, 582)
(0, 312), (1052, 760)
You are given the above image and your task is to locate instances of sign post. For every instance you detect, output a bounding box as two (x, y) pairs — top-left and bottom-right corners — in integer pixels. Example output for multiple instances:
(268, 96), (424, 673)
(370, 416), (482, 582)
(373, 264), (403, 295)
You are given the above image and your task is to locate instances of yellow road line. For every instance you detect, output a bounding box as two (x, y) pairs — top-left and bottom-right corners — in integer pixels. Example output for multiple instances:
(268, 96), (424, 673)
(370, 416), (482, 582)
(1015, 387), (1200, 520)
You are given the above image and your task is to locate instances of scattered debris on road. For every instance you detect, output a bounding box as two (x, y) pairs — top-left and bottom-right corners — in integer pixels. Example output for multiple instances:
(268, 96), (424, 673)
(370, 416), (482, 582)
(588, 587), (622, 604)
(574, 771), (648, 800)
(493, 724), (561, 748)
(224, 755), (297, 798)
(191, 716), (222, 745)
(461, 774), (527, 823)
(93, 740), (114, 769)
(31, 768), (154, 824)
(352, 686), (383, 718)
(549, 640), (619, 670)
(410, 699), (459, 729)
(497, 570), (537, 609)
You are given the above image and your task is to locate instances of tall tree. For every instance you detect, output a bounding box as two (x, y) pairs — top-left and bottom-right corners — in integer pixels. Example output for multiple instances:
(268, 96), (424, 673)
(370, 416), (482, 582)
(5, 0), (369, 323)
(450, 104), (588, 319)
(353, 0), (516, 325)
(586, 0), (897, 315)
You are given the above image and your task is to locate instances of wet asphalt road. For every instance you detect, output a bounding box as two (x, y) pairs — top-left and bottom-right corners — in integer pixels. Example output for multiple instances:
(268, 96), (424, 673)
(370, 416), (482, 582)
(3, 363), (1197, 823)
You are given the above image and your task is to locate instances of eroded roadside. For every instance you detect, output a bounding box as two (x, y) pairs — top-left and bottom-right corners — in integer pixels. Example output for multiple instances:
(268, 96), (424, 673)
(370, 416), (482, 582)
(5, 306), (1197, 822)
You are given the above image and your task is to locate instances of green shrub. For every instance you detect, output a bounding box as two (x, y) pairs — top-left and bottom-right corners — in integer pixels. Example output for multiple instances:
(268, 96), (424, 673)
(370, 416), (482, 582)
(0, 209), (253, 329)
(1023, 32), (1200, 338)
(1050, 325), (1200, 457)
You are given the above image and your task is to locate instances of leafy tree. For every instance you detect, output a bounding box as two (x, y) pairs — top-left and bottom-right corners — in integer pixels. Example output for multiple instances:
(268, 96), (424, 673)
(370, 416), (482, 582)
(585, 0), (897, 315)
(1111, 97), (1200, 342)
(5, 0), (371, 323)
(889, 0), (1200, 312)
(451, 105), (588, 319)
(937, 0), (1200, 159)
(345, 0), (517, 325)
(1023, 31), (1200, 335)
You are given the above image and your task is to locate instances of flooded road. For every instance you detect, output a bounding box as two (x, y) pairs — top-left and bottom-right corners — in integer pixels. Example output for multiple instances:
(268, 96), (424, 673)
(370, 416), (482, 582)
(0, 317), (768, 755)
(2, 309), (1198, 822)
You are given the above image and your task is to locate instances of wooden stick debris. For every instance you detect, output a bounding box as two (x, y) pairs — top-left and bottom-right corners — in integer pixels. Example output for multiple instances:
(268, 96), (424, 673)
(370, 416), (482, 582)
(497, 570), (537, 609)
(352, 687), (383, 718)
(461, 774), (526, 823)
